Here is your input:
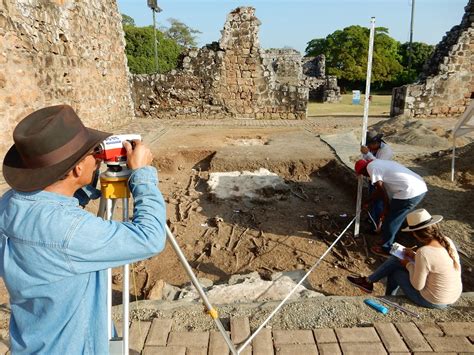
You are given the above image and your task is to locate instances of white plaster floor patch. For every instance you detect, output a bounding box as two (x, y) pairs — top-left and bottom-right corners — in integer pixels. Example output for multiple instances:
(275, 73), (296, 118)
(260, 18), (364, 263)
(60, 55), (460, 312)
(208, 168), (289, 200)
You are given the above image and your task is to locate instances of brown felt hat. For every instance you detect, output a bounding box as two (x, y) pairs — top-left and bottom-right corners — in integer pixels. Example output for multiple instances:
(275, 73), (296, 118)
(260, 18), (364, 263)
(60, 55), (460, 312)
(3, 105), (111, 192)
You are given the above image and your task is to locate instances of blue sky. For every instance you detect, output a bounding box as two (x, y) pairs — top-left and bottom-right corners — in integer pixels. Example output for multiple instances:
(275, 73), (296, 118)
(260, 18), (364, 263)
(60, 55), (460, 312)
(117, 0), (466, 54)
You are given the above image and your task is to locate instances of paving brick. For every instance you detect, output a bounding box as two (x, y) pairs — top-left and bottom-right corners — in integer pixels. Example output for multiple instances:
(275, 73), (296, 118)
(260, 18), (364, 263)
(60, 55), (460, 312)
(208, 331), (230, 355)
(438, 322), (474, 337)
(146, 318), (172, 346)
(275, 344), (318, 355)
(413, 353), (456, 355)
(273, 330), (315, 345)
(252, 328), (273, 355)
(238, 345), (252, 355)
(414, 322), (444, 336)
(0, 341), (8, 355)
(167, 331), (209, 348)
(230, 317), (250, 344)
(335, 327), (380, 343)
(425, 335), (474, 352)
(339, 342), (387, 354)
(142, 345), (186, 355)
(395, 322), (432, 352)
(129, 320), (152, 354)
(313, 328), (337, 343)
(186, 347), (207, 355)
(470, 335), (474, 343)
(317, 342), (341, 355)
(374, 323), (409, 353)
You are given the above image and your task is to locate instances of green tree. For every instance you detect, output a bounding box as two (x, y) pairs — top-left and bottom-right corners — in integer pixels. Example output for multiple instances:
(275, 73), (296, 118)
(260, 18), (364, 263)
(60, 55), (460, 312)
(162, 18), (201, 48)
(124, 25), (181, 74)
(398, 41), (434, 73)
(305, 26), (403, 89)
(121, 14), (135, 27)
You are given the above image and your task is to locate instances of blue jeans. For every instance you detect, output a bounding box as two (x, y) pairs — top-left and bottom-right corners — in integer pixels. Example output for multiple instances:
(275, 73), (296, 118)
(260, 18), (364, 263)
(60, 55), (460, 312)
(368, 183), (384, 229)
(381, 193), (426, 251)
(368, 257), (446, 309)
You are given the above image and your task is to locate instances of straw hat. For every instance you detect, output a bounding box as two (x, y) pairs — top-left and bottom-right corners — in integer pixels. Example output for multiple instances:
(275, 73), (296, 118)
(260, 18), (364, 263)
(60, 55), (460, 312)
(401, 209), (443, 232)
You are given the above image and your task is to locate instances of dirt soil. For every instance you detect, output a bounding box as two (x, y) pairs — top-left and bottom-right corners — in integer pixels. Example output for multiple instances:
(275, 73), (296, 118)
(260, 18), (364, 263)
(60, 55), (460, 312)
(113, 122), (473, 303)
(1, 117), (473, 324)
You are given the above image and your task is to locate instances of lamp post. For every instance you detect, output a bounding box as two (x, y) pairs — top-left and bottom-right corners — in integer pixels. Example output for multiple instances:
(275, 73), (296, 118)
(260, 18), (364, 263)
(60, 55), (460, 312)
(147, 0), (162, 73)
(408, 0), (415, 70)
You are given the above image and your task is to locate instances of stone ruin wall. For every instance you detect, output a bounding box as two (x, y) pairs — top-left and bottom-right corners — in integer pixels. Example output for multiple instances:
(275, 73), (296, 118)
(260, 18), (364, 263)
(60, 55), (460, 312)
(132, 7), (311, 120)
(391, 0), (473, 118)
(0, 0), (134, 158)
(302, 55), (341, 103)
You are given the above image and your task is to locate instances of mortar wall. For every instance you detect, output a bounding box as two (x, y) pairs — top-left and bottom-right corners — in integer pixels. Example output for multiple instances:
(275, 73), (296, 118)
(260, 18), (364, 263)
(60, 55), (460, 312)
(0, 0), (134, 158)
(391, 0), (473, 118)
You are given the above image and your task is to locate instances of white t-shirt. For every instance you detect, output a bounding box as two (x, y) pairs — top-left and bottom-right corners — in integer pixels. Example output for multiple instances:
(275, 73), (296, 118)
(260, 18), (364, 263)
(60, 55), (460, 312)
(367, 160), (427, 199)
(363, 142), (393, 161)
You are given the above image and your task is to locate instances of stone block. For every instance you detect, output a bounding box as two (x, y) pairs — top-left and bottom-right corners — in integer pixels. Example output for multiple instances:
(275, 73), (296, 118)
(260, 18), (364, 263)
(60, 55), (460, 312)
(208, 331), (230, 355)
(317, 342), (341, 355)
(425, 335), (474, 352)
(0, 341), (8, 355)
(339, 342), (387, 354)
(438, 322), (474, 336)
(395, 322), (432, 352)
(252, 328), (273, 355)
(129, 320), (151, 354)
(146, 318), (173, 346)
(230, 317), (250, 344)
(167, 331), (209, 348)
(186, 347), (208, 355)
(275, 344), (318, 355)
(313, 329), (337, 343)
(335, 327), (380, 343)
(414, 322), (443, 336)
(273, 330), (315, 345)
(374, 323), (409, 353)
(142, 345), (186, 355)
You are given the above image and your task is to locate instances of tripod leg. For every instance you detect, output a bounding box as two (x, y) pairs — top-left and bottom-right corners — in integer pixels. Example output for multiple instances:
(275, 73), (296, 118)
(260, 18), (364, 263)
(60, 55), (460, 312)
(165, 225), (237, 354)
(105, 198), (115, 341)
(122, 197), (130, 355)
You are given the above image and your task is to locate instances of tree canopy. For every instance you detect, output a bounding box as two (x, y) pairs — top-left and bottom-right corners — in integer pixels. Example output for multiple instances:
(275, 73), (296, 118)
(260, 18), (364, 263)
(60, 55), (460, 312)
(305, 26), (434, 89)
(121, 13), (135, 27)
(162, 18), (201, 48)
(123, 24), (181, 74)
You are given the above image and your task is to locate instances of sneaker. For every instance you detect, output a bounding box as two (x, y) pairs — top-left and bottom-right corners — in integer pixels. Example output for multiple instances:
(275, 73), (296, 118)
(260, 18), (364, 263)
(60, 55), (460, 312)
(371, 245), (390, 258)
(347, 276), (374, 293)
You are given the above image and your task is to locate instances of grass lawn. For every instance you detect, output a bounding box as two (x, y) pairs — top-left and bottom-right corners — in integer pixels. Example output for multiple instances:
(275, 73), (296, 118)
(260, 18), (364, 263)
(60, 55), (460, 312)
(307, 94), (392, 117)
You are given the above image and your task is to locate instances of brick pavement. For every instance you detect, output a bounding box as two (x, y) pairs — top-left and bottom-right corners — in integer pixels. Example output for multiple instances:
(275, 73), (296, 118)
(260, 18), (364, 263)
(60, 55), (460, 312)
(107, 320), (474, 354)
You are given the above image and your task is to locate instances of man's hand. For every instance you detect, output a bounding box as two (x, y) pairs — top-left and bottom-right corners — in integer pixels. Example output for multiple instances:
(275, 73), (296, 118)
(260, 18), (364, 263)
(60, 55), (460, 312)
(360, 145), (369, 154)
(123, 140), (153, 170)
(400, 258), (410, 267)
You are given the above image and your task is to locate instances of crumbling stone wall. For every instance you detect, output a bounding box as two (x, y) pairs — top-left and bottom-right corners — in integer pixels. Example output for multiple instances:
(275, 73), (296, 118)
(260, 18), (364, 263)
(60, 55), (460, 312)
(0, 0), (134, 157)
(391, 0), (473, 117)
(132, 7), (308, 120)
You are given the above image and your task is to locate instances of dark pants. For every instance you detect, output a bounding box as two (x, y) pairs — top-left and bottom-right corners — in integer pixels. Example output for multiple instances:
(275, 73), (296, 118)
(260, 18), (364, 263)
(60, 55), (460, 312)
(368, 257), (446, 309)
(368, 183), (384, 229)
(381, 193), (426, 251)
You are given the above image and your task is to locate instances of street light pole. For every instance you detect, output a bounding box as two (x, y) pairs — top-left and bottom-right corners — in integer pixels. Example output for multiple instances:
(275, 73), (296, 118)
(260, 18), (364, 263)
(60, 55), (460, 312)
(408, 0), (415, 69)
(147, 0), (162, 73)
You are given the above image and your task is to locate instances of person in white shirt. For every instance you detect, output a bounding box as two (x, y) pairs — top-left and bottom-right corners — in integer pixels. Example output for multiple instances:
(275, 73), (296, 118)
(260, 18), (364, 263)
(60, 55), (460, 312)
(355, 159), (427, 257)
(360, 130), (394, 232)
(361, 130), (393, 161)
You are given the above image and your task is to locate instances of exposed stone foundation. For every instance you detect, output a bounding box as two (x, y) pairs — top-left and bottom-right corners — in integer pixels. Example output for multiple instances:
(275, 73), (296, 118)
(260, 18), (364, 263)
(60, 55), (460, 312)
(391, 0), (473, 118)
(0, 0), (134, 157)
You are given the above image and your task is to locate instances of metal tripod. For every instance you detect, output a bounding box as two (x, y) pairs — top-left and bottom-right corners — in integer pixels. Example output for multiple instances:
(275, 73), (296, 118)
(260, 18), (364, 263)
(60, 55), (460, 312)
(97, 168), (132, 355)
(97, 166), (237, 355)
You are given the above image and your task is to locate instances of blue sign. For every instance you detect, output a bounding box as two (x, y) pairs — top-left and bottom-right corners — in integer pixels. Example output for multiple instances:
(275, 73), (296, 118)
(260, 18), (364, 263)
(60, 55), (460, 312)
(352, 90), (361, 105)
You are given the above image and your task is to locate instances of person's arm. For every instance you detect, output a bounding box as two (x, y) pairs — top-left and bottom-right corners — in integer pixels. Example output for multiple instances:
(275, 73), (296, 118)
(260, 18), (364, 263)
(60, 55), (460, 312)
(361, 146), (376, 160)
(63, 140), (167, 274)
(405, 251), (430, 290)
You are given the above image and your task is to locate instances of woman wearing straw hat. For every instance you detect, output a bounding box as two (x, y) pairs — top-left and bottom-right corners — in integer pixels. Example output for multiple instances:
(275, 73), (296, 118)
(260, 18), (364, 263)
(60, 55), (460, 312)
(347, 209), (462, 308)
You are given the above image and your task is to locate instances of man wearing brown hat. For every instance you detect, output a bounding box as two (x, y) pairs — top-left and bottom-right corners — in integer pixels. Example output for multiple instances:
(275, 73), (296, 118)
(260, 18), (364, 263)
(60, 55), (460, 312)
(0, 105), (166, 354)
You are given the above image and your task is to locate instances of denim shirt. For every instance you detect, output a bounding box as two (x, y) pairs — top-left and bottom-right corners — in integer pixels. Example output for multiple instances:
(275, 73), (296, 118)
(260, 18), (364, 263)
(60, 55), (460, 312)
(0, 167), (166, 354)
